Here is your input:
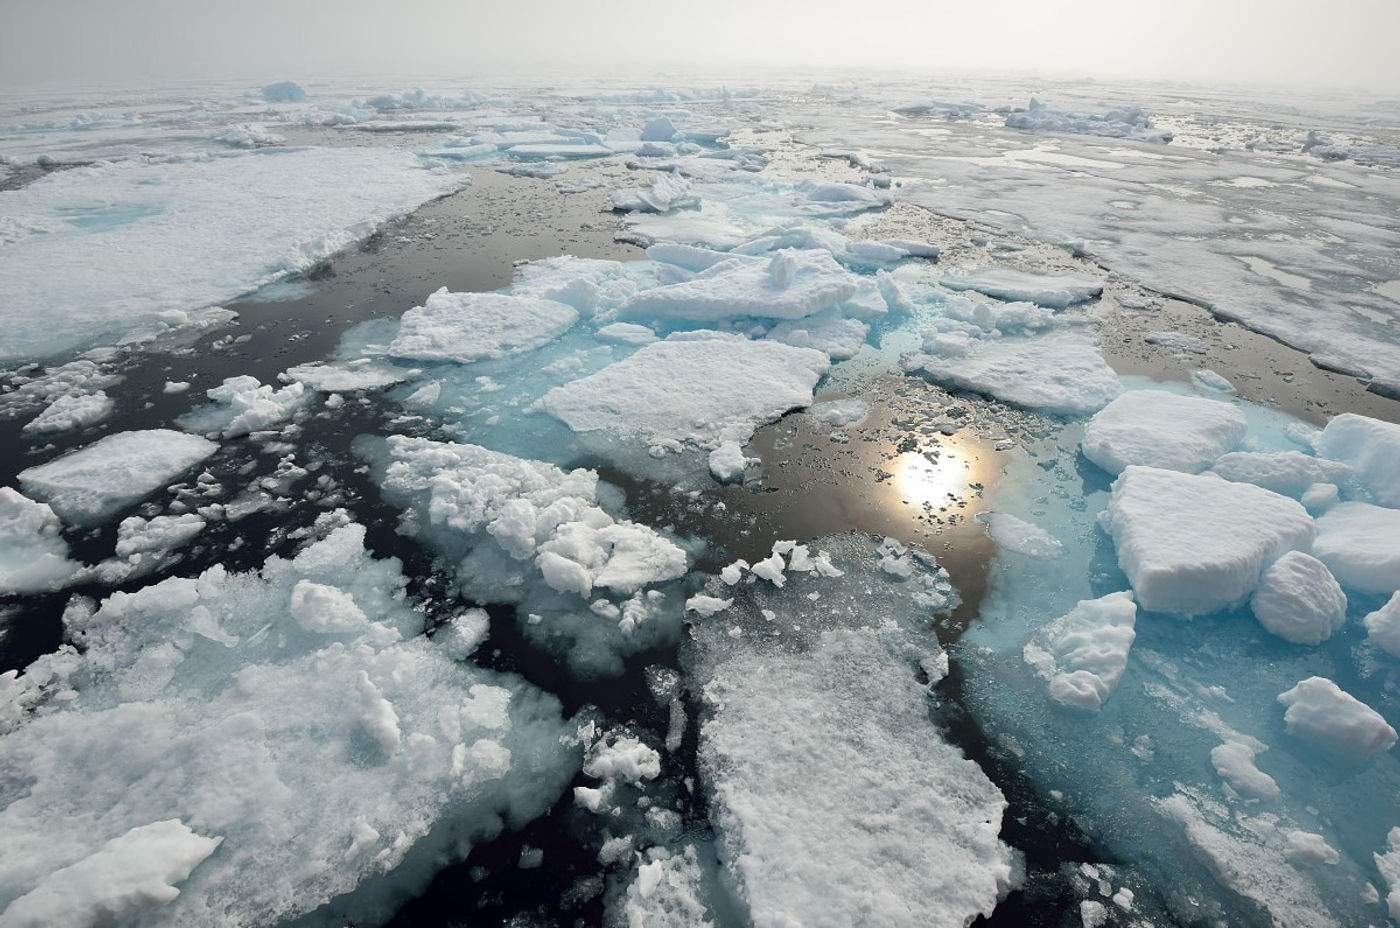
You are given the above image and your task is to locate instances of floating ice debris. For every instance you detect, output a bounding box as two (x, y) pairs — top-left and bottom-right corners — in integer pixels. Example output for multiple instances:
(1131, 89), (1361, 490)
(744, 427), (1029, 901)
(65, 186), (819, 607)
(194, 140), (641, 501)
(904, 326), (1121, 417)
(1191, 369), (1235, 393)
(595, 322), (657, 345)
(388, 288), (579, 364)
(792, 178), (889, 209)
(1377, 829), (1400, 920)
(1082, 390), (1247, 475)
(1024, 591), (1136, 712)
(0, 148), (466, 361)
(178, 375), (309, 439)
(0, 522), (576, 926)
(261, 80), (306, 102)
(213, 123), (284, 149)
(1210, 451), (1352, 498)
(18, 429), (218, 526)
(540, 333), (829, 452)
(1006, 98), (1173, 143)
(286, 360), (408, 392)
(1276, 677), (1397, 763)
(1284, 832), (1340, 868)
(619, 250), (859, 323)
(805, 397), (868, 427)
(940, 267), (1104, 309)
(1312, 502), (1400, 595)
(1250, 551), (1346, 645)
(640, 116), (679, 142)
(620, 846), (715, 928)
(0, 819), (222, 928)
(977, 511), (1066, 559)
(707, 441), (753, 483)
(20, 391), (114, 435)
(0, 488), (82, 595)
(1101, 466), (1314, 615)
(764, 311), (870, 360)
(611, 173), (698, 213)
(1209, 741), (1280, 800)
(1315, 413), (1400, 507)
(1145, 331), (1209, 354)
(1363, 593), (1400, 657)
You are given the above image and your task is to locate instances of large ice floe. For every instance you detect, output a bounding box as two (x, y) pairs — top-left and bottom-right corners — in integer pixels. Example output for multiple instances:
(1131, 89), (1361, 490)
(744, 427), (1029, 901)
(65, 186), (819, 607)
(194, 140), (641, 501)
(0, 519), (576, 927)
(0, 148), (465, 360)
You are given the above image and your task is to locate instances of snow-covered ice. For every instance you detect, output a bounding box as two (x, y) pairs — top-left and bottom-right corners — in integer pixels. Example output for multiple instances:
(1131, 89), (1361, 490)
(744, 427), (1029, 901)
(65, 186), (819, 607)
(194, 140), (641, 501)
(1312, 502), (1400, 595)
(1023, 591), (1137, 712)
(1276, 677), (1396, 763)
(1082, 390), (1247, 475)
(388, 289), (580, 363)
(940, 267), (1104, 308)
(1249, 551), (1347, 645)
(0, 488), (83, 595)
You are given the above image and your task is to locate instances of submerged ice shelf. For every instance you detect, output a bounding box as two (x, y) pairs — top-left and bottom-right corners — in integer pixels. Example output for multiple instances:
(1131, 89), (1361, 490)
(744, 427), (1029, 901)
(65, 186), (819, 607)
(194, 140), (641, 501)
(2, 76), (1400, 928)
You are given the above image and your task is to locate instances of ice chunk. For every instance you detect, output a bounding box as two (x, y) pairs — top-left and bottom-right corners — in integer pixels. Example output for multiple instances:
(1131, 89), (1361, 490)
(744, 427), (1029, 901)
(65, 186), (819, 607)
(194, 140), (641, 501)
(640, 116), (679, 142)
(977, 511), (1065, 558)
(941, 267), (1104, 308)
(261, 81), (306, 102)
(540, 333), (829, 451)
(1209, 741), (1280, 800)
(764, 311), (870, 360)
(114, 513), (206, 560)
(18, 429), (218, 526)
(621, 846), (715, 928)
(1377, 828), (1400, 920)
(1301, 483), (1339, 512)
(1210, 451), (1352, 497)
(1191, 369), (1235, 393)
(180, 375), (309, 438)
(1315, 413), (1400, 507)
(0, 820), (221, 928)
(285, 360), (407, 392)
(388, 288), (579, 363)
(619, 249), (858, 322)
(904, 326), (1121, 417)
(0, 488), (83, 594)
(1276, 677), (1396, 763)
(685, 595), (732, 617)
(805, 398), (868, 427)
(583, 732), (661, 785)
(1313, 502), (1400, 595)
(1250, 551), (1346, 645)
(1023, 591), (1137, 712)
(596, 322), (657, 345)
(1284, 832), (1340, 867)
(1363, 593), (1400, 657)
(707, 441), (753, 483)
(0, 148), (465, 361)
(1101, 466), (1314, 615)
(1144, 331), (1208, 354)
(1082, 390), (1247, 475)
(21, 391), (114, 435)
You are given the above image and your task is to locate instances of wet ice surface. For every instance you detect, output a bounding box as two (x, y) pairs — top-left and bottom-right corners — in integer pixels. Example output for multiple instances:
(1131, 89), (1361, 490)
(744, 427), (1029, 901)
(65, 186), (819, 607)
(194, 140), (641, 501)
(1, 76), (1400, 928)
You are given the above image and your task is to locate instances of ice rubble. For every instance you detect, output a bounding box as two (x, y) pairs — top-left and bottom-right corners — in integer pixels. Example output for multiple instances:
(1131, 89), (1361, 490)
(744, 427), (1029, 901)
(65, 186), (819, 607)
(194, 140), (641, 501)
(178, 375), (310, 438)
(611, 173), (699, 214)
(539, 333), (830, 452)
(18, 429), (218, 526)
(20, 391), (114, 435)
(1023, 591), (1137, 712)
(387, 289), (580, 363)
(0, 148), (465, 360)
(1082, 390), (1247, 475)
(1277, 677), (1396, 763)
(940, 267), (1104, 309)
(0, 488), (82, 595)
(689, 536), (1015, 928)
(1005, 98), (1173, 143)
(619, 250), (859, 322)
(0, 521), (576, 927)
(368, 436), (689, 676)
(1364, 594), (1400, 657)
(1101, 466), (1315, 616)
(1210, 450), (1352, 497)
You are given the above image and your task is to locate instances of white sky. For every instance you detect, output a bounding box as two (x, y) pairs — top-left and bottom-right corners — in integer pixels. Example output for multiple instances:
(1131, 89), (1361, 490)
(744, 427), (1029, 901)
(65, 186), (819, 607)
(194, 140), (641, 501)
(3, 0), (1399, 93)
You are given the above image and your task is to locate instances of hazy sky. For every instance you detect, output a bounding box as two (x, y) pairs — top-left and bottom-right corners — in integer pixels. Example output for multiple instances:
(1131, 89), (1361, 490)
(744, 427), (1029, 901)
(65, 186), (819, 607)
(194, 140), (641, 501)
(3, 0), (1399, 93)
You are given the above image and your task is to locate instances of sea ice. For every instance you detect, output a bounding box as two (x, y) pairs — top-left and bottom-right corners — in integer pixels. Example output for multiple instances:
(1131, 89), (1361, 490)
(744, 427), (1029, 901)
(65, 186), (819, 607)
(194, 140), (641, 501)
(1276, 677), (1397, 763)
(539, 333), (829, 452)
(1210, 451), (1352, 497)
(0, 488), (83, 595)
(1209, 741), (1280, 800)
(1249, 551), (1346, 645)
(1005, 98), (1173, 143)
(1314, 413), (1400, 507)
(18, 429), (218, 526)
(0, 521), (576, 927)
(977, 511), (1066, 558)
(179, 375), (310, 438)
(1100, 466), (1314, 615)
(388, 289), (580, 364)
(940, 267), (1104, 308)
(611, 173), (698, 214)
(1363, 593), (1400, 657)
(1312, 502), (1400, 595)
(1023, 591), (1137, 712)
(0, 148), (465, 360)
(21, 391), (114, 435)
(619, 250), (858, 322)
(1082, 390), (1247, 475)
